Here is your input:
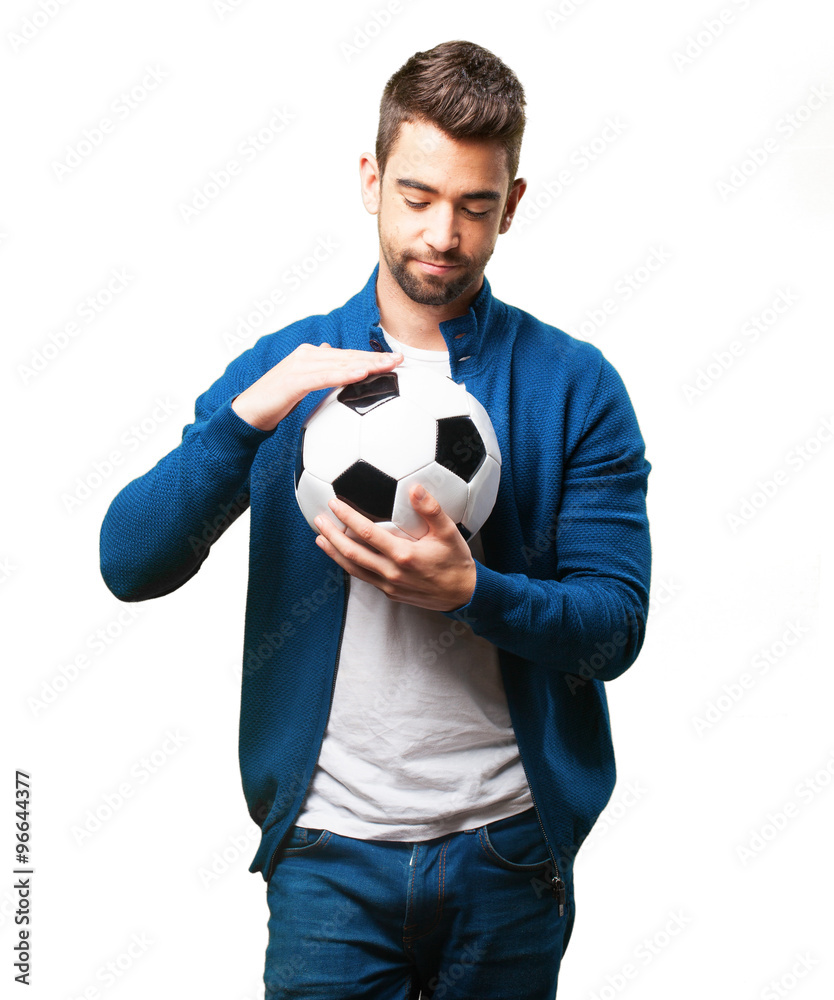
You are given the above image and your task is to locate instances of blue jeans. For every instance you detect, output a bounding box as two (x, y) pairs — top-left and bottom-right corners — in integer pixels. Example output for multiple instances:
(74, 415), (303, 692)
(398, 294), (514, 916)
(264, 806), (575, 999)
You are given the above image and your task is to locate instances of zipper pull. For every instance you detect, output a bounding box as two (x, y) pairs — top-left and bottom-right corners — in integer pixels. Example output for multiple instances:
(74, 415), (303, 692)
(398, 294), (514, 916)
(551, 877), (566, 916)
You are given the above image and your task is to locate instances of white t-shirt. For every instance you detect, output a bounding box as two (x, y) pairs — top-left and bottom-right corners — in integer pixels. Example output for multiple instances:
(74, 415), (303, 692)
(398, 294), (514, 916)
(294, 327), (534, 839)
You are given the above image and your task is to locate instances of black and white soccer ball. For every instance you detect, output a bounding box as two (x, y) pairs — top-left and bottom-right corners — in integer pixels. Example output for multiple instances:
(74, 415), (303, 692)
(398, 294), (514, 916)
(294, 367), (501, 540)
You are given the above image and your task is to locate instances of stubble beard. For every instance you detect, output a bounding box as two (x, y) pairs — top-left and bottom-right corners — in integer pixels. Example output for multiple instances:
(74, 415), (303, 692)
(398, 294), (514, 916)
(378, 215), (495, 307)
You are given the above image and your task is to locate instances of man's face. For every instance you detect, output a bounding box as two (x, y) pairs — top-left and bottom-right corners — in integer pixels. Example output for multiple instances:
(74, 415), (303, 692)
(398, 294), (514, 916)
(368, 120), (523, 308)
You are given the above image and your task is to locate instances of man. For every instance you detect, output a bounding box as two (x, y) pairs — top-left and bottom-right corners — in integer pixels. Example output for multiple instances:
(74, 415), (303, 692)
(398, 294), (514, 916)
(100, 40), (651, 999)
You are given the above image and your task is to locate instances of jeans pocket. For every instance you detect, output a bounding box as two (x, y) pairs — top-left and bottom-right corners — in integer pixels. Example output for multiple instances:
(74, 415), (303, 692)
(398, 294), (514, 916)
(478, 807), (551, 872)
(282, 825), (327, 853)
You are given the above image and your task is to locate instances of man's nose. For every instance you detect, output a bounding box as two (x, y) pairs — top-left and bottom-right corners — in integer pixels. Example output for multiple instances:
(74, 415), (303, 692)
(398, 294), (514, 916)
(422, 206), (460, 254)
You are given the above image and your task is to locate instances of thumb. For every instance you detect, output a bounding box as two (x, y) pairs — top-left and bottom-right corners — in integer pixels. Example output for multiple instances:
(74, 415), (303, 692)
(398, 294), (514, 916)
(411, 484), (444, 519)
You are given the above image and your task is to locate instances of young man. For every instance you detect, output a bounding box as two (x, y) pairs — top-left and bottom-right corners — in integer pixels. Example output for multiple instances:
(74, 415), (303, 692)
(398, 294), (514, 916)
(100, 40), (651, 999)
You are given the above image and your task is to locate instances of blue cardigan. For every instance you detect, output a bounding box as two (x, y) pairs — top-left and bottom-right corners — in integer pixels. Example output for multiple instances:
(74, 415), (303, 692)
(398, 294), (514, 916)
(99, 263), (651, 906)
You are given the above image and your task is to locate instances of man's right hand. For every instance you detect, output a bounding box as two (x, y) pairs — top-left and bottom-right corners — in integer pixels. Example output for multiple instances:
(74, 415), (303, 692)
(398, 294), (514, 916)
(230, 342), (403, 431)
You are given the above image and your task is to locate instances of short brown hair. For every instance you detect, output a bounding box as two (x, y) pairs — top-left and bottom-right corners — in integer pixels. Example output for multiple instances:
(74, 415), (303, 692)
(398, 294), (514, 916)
(375, 40), (526, 196)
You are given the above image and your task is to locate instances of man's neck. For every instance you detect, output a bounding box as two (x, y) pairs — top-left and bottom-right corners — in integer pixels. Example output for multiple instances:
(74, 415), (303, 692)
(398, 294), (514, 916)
(375, 259), (483, 351)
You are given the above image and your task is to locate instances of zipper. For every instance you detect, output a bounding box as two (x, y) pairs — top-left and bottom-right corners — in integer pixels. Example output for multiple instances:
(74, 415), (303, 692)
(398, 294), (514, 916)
(370, 320), (564, 909)
(266, 567), (351, 883)
(268, 329), (377, 882)
(515, 737), (566, 916)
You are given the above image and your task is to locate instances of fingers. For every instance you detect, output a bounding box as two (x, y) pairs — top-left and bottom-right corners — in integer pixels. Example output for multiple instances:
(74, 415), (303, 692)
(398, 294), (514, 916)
(317, 344), (400, 365)
(233, 343), (402, 432)
(296, 344), (402, 393)
(317, 498), (399, 560)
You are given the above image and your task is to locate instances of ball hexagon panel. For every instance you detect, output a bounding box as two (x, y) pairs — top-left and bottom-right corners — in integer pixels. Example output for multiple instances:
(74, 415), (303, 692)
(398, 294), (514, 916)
(358, 396), (438, 480)
(300, 397), (362, 483)
(460, 454), (500, 537)
(352, 520), (413, 541)
(295, 469), (342, 533)
(391, 462), (470, 539)
(394, 366), (471, 420)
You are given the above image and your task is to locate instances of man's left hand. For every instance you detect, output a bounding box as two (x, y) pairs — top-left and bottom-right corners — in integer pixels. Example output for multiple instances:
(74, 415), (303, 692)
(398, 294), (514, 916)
(313, 484), (476, 612)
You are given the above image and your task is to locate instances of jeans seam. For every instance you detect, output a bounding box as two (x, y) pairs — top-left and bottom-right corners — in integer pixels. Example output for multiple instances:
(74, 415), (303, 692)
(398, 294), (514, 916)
(403, 844), (421, 932)
(402, 967), (419, 1000)
(403, 839), (448, 943)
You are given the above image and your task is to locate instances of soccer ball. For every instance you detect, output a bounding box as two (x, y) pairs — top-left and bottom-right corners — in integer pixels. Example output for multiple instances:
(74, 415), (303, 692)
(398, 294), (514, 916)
(294, 366), (501, 540)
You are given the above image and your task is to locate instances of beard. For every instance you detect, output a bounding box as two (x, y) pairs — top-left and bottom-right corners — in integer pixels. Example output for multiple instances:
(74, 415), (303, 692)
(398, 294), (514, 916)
(378, 215), (496, 307)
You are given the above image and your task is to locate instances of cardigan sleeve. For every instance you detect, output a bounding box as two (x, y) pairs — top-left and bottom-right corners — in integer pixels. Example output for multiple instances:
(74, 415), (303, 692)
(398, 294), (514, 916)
(443, 356), (651, 682)
(99, 345), (275, 603)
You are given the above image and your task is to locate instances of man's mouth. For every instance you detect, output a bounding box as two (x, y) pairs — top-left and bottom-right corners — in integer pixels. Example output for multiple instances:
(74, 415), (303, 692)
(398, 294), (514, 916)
(414, 259), (459, 275)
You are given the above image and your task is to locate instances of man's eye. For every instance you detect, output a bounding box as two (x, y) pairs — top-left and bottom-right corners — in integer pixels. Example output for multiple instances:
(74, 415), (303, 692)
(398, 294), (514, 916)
(403, 198), (490, 219)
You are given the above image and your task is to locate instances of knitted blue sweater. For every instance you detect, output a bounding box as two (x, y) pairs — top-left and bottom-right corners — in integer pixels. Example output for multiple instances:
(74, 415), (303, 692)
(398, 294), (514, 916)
(99, 263), (651, 900)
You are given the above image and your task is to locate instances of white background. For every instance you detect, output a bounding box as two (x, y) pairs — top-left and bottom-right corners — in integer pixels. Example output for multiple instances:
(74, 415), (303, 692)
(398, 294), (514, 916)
(2, 0), (833, 997)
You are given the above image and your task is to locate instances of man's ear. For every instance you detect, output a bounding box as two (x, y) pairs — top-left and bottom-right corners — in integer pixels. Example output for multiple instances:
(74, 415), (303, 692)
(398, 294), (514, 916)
(499, 177), (527, 234)
(359, 153), (382, 215)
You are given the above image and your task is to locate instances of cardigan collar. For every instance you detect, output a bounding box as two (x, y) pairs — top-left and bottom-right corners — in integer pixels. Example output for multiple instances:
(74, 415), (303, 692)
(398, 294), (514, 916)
(345, 261), (500, 379)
